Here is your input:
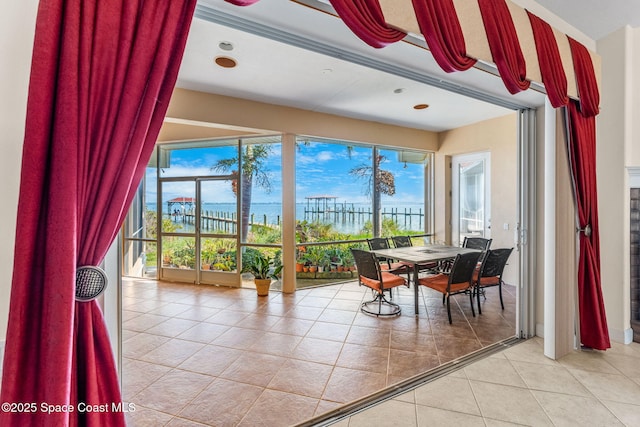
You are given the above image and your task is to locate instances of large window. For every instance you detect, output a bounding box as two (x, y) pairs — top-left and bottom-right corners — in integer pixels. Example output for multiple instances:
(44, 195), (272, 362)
(294, 136), (430, 288)
(123, 135), (430, 290)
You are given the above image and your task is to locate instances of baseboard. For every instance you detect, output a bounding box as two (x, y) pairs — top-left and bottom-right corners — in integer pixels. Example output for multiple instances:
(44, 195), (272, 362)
(538, 323), (634, 345)
(536, 323), (544, 338)
(608, 327), (634, 344)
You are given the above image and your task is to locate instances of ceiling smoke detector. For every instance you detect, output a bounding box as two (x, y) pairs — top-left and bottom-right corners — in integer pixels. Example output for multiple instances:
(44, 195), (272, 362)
(218, 41), (234, 51)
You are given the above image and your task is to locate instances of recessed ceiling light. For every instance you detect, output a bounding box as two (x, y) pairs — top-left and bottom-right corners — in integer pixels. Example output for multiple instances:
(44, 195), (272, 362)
(413, 104), (430, 110)
(214, 56), (237, 68)
(218, 41), (234, 51)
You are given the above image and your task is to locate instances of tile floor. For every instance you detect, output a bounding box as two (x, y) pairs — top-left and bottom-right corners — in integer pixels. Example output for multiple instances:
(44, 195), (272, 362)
(330, 337), (640, 427)
(121, 277), (517, 426)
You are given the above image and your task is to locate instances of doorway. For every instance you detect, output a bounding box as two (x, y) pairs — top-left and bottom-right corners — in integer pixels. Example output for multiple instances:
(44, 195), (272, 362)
(451, 152), (492, 247)
(159, 177), (239, 286)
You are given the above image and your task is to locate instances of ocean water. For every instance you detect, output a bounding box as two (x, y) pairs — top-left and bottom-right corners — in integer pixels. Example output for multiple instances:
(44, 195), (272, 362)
(149, 202), (425, 235)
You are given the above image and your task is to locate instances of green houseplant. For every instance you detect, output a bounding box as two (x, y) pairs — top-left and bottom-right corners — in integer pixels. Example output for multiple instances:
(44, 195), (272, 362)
(242, 250), (283, 296)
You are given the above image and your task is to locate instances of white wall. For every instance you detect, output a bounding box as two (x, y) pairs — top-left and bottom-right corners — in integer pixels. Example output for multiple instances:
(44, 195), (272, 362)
(435, 114), (520, 286)
(597, 26), (633, 343)
(0, 1), (38, 341)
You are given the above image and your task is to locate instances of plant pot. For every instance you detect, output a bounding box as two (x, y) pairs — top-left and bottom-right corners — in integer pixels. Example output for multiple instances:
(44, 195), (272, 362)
(254, 279), (271, 296)
(303, 266), (310, 273)
(295, 263), (304, 272)
(309, 265), (318, 273)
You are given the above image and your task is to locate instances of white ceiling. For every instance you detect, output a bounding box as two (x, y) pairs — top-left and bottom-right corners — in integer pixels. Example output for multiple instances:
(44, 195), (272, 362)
(535, 0), (640, 41)
(176, 0), (639, 134)
(176, 0), (547, 133)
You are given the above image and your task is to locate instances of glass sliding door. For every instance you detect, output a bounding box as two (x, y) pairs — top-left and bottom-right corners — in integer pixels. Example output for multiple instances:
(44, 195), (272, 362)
(199, 178), (239, 286)
(159, 179), (198, 283)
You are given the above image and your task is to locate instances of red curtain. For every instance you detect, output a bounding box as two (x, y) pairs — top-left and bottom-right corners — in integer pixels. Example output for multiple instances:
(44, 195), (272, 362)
(568, 37), (600, 118)
(527, 11), (569, 108)
(565, 36), (608, 350)
(0, 0), (196, 425)
(329, 0), (406, 48)
(411, 0), (476, 72)
(477, 0), (530, 94)
(566, 100), (610, 350)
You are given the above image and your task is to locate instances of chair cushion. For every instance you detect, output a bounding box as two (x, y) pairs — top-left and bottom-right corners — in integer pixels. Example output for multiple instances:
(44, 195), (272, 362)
(418, 274), (470, 294)
(360, 272), (406, 292)
(477, 275), (500, 286)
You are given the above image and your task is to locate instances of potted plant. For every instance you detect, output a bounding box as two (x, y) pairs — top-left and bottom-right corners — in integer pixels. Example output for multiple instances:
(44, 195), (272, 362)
(242, 251), (283, 296)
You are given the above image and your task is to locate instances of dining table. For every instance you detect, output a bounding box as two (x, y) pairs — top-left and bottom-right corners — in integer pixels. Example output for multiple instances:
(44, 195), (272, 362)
(369, 244), (481, 315)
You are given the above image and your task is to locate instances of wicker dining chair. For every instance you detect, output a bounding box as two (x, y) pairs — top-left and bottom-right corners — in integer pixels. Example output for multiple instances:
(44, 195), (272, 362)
(367, 237), (411, 284)
(351, 249), (407, 317)
(473, 248), (513, 314)
(417, 251), (482, 323)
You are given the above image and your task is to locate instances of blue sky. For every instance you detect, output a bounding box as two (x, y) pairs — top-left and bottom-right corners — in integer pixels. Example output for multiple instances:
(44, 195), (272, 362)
(147, 139), (426, 207)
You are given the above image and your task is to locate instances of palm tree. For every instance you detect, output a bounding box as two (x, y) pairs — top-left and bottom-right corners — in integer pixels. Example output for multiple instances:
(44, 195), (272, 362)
(212, 144), (273, 240)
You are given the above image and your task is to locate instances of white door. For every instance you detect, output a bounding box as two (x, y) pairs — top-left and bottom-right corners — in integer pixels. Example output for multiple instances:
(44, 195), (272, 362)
(452, 152), (491, 246)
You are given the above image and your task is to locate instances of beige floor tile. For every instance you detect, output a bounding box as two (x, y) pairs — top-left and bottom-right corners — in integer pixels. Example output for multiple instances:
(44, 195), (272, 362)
(416, 406), (485, 427)
(602, 400), (640, 427)
(463, 356), (527, 388)
(393, 390), (416, 404)
(603, 352), (640, 378)
(558, 348), (620, 374)
(414, 376), (481, 416)
(349, 400), (418, 427)
(511, 360), (592, 396)
(483, 418), (530, 426)
(501, 339), (558, 366)
(469, 380), (553, 426)
(532, 390), (624, 426)
(570, 369), (640, 405)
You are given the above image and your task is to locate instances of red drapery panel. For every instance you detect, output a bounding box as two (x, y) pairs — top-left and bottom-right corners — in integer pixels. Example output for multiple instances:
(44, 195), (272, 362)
(527, 10), (569, 108)
(329, 0), (406, 48)
(568, 37), (600, 117)
(411, 0), (477, 72)
(566, 100), (610, 350)
(477, 0), (530, 94)
(0, 0), (196, 425)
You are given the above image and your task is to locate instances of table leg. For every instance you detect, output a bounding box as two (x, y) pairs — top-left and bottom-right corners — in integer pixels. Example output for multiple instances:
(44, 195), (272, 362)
(414, 264), (420, 315)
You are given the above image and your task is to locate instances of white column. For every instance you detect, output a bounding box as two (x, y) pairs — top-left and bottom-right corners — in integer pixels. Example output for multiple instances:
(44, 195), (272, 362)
(281, 133), (297, 293)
